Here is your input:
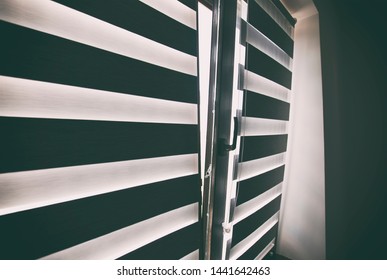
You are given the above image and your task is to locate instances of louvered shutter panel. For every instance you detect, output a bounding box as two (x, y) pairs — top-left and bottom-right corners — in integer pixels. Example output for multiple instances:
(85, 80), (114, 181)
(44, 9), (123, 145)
(231, 0), (295, 260)
(0, 0), (200, 260)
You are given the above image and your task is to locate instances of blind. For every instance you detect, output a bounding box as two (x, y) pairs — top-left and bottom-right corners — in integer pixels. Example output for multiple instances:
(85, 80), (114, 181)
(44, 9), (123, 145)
(0, 0), (200, 260)
(230, 0), (295, 260)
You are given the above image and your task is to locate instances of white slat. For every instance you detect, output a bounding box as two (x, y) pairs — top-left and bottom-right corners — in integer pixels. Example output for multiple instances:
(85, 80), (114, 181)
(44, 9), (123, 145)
(245, 21), (292, 70)
(243, 70), (290, 102)
(255, 238), (276, 260)
(241, 117), (288, 136)
(233, 183), (282, 224)
(139, 0), (196, 29)
(0, 0), (196, 75)
(0, 76), (197, 124)
(41, 203), (199, 260)
(180, 249), (199, 260)
(230, 212), (279, 260)
(237, 153), (285, 182)
(0, 154), (198, 216)
(253, 0), (294, 38)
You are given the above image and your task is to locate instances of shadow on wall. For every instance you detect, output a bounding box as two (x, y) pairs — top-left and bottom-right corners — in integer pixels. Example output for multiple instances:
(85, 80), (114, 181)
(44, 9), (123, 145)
(315, 0), (387, 259)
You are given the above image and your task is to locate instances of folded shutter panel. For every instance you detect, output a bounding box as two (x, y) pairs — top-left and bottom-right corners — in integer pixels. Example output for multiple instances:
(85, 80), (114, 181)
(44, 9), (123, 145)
(231, 0), (295, 260)
(0, 0), (200, 260)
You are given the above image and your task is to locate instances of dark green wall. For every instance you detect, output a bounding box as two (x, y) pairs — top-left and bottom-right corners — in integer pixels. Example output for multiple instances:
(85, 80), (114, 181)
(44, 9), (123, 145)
(315, 0), (387, 259)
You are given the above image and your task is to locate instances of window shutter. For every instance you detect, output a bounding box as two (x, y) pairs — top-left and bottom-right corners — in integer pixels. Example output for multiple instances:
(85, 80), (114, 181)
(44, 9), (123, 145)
(207, 0), (295, 260)
(231, 0), (295, 260)
(0, 0), (200, 260)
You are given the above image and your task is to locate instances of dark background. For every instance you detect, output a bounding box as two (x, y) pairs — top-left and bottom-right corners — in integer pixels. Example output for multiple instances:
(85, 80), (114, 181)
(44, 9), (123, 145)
(314, 0), (387, 259)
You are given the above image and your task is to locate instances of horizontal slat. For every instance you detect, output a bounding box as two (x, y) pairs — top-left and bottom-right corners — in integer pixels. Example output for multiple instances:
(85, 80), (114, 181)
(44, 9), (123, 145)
(237, 225), (277, 260)
(242, 70), (290, 102)
(273, 0), (297, 25)
(41, 203), (199, 260)
(0, 175), (199, 259)
(244, 21), (292, 70)
(0, 76), (197, 125)
(248, 0), (293, 57)
(255, 238), (276, 260)
(237, 153), (285, 182)
(53, 0), (196, 55)
(252, 0), (294, 39)
(177, 0), (197, 11)
(233, 183), (282, 224)
(240, 135), (288, 161)
(0, 0), (196, 75)
(181, 249), (200, 260)
(231, 196), (281, 246)
(241, 117), (288, 137)
(119, 223), (200, 260)
(0, 117), (198, 173)
(139, 0), (196, 29)
(0, 154), (198, 216)
(271, 0), (296, 26)
(237, 165), (285, 205)
(248, 1), (293, 57)
(247, 47), (292, 89)
(243, 90), (290, 120)
(230, 212), (279, 260)
(0, 22), (196, 103)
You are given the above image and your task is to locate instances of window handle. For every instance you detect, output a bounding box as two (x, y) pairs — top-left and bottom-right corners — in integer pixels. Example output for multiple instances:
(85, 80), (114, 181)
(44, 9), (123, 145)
(219, 116), (239, 155)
